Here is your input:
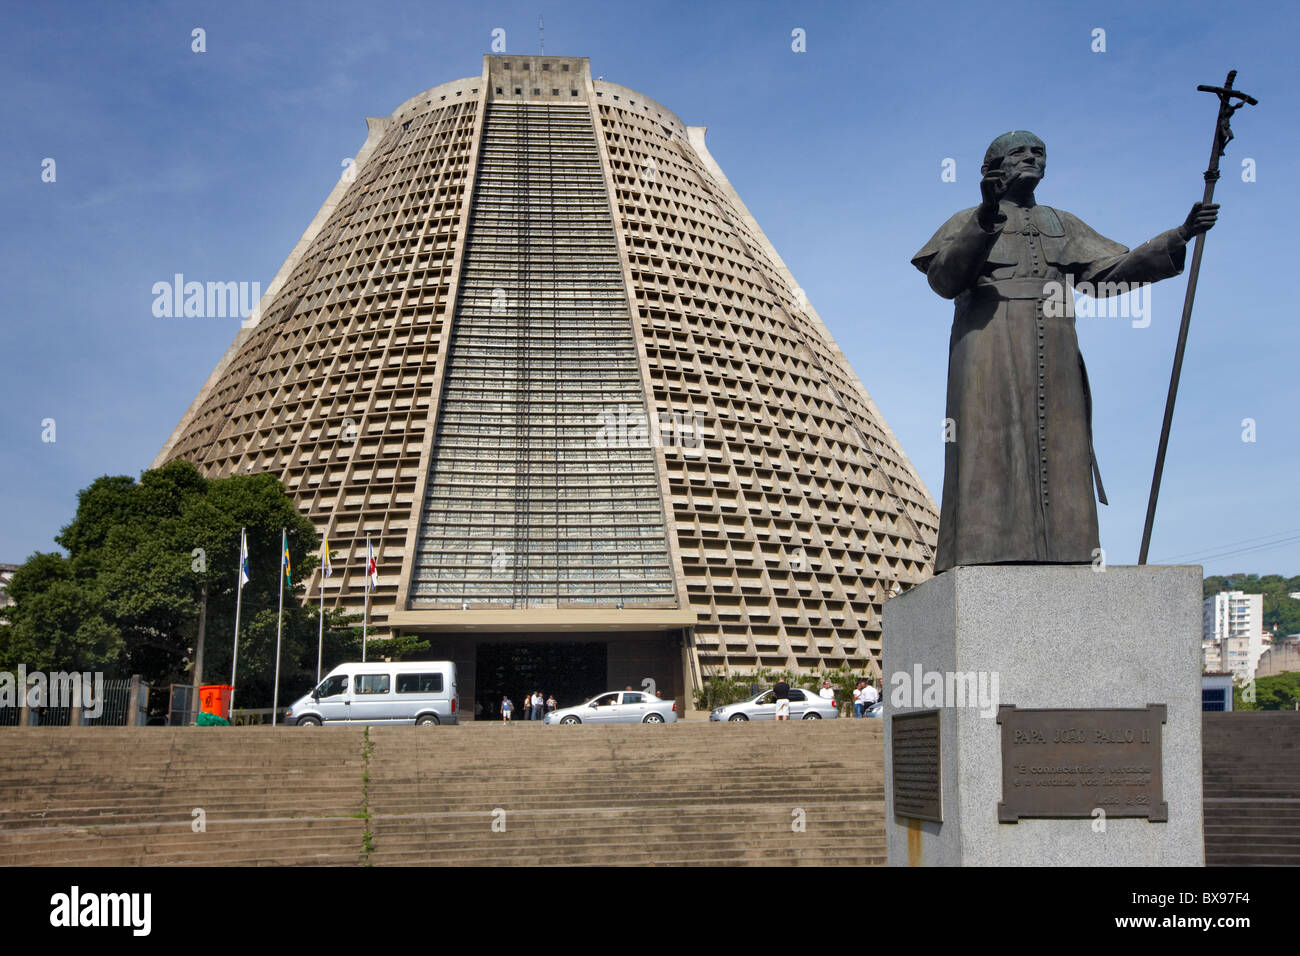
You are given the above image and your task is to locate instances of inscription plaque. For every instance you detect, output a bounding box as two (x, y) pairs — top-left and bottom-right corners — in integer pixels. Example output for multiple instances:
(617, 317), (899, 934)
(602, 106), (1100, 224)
(892, 709), (941, 823)
(997, 704), (1167, 823)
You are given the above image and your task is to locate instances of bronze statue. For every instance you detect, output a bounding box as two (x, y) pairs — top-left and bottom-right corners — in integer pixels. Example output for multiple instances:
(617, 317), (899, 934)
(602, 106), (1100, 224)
(912, 131), (1218, 573)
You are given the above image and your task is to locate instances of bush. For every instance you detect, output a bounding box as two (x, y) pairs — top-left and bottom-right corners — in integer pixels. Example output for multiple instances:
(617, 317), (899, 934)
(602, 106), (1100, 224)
(693, 663), (875, 712)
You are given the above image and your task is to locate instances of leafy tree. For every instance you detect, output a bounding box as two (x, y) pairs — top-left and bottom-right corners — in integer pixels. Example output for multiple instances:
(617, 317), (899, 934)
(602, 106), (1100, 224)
(1235, 672), (1300, 711)
(0, 460), (361, 709)
(0, 553), (121, 672)
(365, 634), (431, 661)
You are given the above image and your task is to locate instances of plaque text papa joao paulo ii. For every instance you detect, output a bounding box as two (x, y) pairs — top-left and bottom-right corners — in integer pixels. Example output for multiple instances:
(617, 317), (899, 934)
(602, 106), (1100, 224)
(997, 704), (1168, 823)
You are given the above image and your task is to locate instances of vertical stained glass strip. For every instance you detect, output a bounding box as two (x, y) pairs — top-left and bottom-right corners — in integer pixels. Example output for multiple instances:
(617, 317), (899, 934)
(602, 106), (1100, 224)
(410, 102), (675, 608)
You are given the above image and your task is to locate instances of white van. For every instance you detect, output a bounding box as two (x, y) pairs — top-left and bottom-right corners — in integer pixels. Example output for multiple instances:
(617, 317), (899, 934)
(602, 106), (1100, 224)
(285, 661), (459, 726)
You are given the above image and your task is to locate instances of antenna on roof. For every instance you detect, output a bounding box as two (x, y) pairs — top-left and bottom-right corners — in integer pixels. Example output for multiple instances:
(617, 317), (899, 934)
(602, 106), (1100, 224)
(539, 14), (544, 54)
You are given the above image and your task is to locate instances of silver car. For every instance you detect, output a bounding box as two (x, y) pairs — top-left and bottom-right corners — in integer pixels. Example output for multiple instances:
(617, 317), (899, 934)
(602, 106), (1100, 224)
(544, 690), (678, 724)
(709, 687), (839, 721)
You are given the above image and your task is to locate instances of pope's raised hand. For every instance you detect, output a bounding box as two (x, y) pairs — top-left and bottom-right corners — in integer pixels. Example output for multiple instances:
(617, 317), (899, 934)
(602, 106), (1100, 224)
(978, 170), (1010, 231)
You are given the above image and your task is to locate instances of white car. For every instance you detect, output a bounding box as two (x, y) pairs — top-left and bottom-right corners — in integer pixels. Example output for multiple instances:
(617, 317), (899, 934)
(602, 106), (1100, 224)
(709, 687), (839, 721)
(544, 690), (678, 724)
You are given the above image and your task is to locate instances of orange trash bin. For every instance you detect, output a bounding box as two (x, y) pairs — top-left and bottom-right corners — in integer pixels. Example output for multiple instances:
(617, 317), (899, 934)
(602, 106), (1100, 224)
(199, 684), (233, 717)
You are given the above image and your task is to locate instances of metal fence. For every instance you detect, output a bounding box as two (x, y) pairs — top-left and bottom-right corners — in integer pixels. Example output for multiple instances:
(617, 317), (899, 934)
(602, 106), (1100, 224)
(168, 683), (197, 726)
(85, 679), (139, 725)
(0, 676), (149, 726)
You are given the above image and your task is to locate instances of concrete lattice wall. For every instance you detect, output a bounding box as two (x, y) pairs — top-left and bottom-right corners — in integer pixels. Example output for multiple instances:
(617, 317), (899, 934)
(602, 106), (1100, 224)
(155, 56), (939, 678)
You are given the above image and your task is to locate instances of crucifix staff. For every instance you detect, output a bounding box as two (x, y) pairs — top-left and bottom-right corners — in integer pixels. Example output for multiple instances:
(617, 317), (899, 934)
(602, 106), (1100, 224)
(1137, 70), (1258, 565)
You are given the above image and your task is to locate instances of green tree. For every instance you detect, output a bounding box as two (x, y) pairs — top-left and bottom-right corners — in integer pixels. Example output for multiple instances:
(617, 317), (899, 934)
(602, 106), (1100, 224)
(0, 460), (361, 709)
(1235, 672), (1300, 711)
(0, 552), (121, 672)
(365, 634), (431, 661)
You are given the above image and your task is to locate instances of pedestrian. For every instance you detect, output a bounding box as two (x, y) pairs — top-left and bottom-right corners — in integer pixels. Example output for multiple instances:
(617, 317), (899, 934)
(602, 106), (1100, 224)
(861, 680), (880, 715)
(501, 696), (513, 723)
(818, 679), (834, 702)
(773, 675), (791, 721)
(853, 681), (865, 718)
(532, 691), (543, 722)
(546, 693), (557, 714)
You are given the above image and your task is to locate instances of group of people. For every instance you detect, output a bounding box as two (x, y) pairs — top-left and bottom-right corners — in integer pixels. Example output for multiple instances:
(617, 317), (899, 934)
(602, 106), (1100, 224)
(814, 678), (880, 718)
(499, 691), (556, 722)
(852, 680), (880, 717)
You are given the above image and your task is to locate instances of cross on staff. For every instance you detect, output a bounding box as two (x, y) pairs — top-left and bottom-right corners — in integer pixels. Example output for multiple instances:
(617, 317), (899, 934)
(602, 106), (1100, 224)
(1138, 70), (1258, 565)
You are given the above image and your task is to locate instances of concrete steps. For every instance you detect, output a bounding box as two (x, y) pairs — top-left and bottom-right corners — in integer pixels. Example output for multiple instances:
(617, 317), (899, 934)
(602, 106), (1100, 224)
(362, 721), (884, 865)
(0, 721), (885, 866)
(0, 818), (365, 866)
(0, 714), (1290, 866)
(1202, 712), (1300, 866)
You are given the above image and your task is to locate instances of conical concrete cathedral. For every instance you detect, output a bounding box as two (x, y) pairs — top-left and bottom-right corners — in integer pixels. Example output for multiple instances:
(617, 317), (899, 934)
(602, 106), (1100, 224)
(155, 56), (939, 712)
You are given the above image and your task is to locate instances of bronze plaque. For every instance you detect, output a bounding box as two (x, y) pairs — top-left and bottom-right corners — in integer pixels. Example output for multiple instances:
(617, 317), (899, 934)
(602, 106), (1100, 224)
(997, 704), (1167, 823)
(892, 709), (941, 823)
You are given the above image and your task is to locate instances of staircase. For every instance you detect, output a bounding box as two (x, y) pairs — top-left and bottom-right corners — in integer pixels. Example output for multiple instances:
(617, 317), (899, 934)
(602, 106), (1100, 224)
(1202, 712), (1300, 866)
(0, 727), (365, 865)
(367, 721), (883, 865)
(3, 714), (1288, 866)
(0, 721), (885, 866)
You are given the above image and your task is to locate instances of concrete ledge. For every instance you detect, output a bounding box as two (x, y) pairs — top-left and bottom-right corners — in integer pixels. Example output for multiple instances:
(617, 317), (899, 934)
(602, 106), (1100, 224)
(388, 607), (697, 632)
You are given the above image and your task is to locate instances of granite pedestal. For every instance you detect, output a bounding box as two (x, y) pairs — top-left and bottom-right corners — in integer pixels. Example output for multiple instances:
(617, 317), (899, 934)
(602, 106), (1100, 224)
(882, 564), (1204, 866)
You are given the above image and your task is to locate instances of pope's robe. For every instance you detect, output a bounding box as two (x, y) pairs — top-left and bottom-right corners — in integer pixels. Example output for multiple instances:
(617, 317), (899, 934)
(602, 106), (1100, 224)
(912, 201), (1187, 573)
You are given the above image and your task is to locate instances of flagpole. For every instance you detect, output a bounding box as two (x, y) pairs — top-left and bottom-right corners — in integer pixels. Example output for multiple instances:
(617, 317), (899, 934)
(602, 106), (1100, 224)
(363, 539), (370, 664)
(272, 528), (286, 727)
(317, 578), (325, 686)
(317, 538), (327, 686)
(228, 527), (246, 721)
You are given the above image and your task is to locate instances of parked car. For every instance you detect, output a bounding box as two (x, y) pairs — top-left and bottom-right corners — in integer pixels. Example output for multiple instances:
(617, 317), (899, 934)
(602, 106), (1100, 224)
(864, 700), (884, 718)
(285, 661), (459, 726)
(544, 690), (677, 724)
(710, 687), (839, 721)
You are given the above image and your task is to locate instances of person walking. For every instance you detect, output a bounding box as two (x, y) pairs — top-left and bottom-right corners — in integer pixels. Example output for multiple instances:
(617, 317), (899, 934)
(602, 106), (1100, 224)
(501, 696), (513, 723)
(773, 675), (791, 722)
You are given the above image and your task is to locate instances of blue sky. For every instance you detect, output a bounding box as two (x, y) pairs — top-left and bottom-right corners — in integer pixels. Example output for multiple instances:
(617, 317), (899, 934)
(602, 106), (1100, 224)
(2, 0), (1296, 574)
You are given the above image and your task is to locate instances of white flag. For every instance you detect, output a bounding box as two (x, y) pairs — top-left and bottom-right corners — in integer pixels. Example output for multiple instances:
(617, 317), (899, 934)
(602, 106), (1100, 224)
(238, 528), (250, 589)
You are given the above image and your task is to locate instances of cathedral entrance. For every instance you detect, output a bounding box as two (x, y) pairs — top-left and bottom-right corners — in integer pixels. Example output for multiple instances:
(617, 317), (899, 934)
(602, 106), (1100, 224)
(474, 641), (607, 721)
